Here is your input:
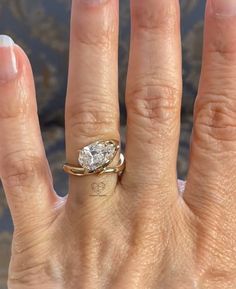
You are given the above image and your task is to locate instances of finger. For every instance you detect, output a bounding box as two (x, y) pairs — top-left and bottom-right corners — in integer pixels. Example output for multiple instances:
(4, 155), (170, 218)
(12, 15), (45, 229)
(65, 0), (120, 205)
(0, 36), (57, 230)
(122, 0), (182, 199)
(185, 1), (236, 219)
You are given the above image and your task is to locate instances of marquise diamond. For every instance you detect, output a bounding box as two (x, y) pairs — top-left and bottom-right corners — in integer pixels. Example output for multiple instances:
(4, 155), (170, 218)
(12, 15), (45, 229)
(78, 140), (117, 172)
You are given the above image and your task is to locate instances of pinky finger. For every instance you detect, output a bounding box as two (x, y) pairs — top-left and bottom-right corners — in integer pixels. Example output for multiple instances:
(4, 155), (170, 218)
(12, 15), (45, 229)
(0, 36), (57, 230)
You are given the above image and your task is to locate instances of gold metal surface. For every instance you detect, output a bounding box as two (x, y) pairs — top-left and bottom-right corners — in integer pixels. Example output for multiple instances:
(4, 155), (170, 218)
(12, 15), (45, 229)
(63, 153), (125, 176)
(63, 140), (125, 177)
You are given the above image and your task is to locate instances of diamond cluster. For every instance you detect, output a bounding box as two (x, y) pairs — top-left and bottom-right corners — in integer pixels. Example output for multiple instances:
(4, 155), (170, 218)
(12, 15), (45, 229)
(78, 141), (117, 172)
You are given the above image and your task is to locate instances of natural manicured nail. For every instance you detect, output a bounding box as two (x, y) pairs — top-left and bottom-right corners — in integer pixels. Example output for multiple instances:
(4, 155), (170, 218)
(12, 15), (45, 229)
(211, 0), (236, 16)
(0, 35), (18, 83)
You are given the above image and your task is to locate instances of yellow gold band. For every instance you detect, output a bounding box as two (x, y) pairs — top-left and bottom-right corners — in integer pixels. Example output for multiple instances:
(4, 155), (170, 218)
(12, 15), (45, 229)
(63, 153), (125, 177)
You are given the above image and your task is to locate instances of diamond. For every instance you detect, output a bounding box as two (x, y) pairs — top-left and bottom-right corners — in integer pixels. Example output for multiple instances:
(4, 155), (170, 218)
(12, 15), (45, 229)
(78, 140), (118, 172)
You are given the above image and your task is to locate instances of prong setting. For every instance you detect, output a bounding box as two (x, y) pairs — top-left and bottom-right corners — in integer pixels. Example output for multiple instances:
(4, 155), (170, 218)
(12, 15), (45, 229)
(78, 140), (119, 173)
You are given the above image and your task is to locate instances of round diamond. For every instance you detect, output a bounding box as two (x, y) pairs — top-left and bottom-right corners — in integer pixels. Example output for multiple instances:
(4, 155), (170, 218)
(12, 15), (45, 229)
(78, 141), (117, 172)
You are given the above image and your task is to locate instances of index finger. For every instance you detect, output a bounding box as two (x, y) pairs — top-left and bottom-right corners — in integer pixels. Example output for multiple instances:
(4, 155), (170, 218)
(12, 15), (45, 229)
(0, 36), (57, 230)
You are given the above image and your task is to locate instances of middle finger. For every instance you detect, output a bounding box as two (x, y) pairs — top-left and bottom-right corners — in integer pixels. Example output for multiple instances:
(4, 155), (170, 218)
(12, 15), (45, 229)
(122, 0), (182, 201)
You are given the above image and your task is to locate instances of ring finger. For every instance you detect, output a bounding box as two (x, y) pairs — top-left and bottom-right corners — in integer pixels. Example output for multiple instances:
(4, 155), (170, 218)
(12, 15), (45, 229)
(65, 0), (120, 208)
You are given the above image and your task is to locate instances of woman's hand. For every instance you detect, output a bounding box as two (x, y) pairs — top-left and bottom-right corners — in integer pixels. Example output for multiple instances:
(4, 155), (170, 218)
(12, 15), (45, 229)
(1, 0), (236, 288)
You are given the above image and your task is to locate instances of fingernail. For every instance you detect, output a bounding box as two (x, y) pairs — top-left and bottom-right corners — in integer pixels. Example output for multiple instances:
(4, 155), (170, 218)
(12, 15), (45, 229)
(211, 0), (236, 16)
(0, 35), (18, 83)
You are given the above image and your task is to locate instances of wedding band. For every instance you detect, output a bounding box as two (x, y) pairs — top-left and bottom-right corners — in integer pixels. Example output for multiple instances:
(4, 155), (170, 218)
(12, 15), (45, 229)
(63, 139), (125, 177)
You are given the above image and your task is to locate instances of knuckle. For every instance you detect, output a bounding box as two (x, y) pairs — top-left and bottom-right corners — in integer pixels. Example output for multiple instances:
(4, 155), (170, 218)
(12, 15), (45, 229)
(209, 47), (236, 63)
(194, 94), (236, 144)
(8, 259), (52, 288)
(76, 27), (112, 47)
(73, 13), (114, 48)
(0, 100), (29, 120)
(8, 266), (44, 287)
(207, 21), (236, 59)
(126, 81), (180, 129)
(1, 151), (45, 190)
(67, 99), (118, 139)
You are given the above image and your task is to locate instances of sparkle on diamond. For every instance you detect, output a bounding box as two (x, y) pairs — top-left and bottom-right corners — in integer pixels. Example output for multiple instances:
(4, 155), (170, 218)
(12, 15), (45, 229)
(78, 141), (117, 172)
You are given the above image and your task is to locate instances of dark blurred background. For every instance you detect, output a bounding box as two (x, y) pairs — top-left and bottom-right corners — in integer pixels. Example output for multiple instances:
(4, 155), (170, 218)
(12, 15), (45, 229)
(0, 0), (204, 287)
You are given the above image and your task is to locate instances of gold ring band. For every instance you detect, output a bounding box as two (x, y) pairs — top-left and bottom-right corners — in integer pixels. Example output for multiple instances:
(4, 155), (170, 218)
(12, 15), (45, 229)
(63, 153), (125, 177)
(63, 139), (125, 177)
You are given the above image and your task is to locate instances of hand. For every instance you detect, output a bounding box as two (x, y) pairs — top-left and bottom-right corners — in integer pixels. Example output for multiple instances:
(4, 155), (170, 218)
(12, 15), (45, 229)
(1, 0), (236, 288)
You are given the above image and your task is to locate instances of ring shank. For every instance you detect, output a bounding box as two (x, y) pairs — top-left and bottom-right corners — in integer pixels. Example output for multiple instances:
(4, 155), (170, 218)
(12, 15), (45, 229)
(63, 153), (125, 177)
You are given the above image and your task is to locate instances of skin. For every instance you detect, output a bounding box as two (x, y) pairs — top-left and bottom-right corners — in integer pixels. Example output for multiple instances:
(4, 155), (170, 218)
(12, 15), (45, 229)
(1, 0), (236, 288)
